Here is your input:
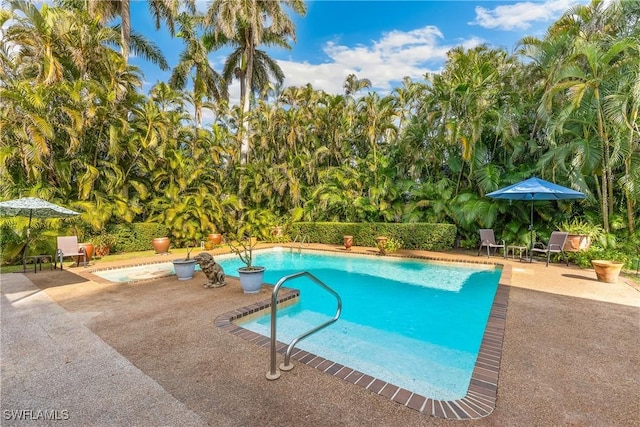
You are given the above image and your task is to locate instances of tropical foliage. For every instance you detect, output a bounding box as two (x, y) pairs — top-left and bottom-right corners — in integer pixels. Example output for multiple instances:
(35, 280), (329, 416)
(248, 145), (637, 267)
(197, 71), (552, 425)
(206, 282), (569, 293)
(1, 0), (638, 266)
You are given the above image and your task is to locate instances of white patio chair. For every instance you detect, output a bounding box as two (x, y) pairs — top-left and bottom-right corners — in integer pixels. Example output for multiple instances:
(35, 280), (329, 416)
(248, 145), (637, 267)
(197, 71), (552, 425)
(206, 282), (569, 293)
(56, 236), (86, 269)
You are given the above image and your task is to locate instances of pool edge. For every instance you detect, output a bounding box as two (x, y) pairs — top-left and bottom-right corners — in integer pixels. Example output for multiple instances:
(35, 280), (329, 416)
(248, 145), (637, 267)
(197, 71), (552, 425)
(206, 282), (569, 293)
(216, 256), (511, 420)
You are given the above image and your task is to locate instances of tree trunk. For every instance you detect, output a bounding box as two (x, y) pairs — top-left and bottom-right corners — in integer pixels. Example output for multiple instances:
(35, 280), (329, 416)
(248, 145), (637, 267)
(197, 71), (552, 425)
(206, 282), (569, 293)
(625, 157), (635, 234)
(595, 90), (610, 233)
(240, 37), (254, 165)
(601, 169), (609, 233)
(121, 0), (131, 61)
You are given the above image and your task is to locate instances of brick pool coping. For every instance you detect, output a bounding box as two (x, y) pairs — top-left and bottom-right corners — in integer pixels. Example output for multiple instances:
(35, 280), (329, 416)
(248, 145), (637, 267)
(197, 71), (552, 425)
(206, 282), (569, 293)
(215, 251), (511, 419)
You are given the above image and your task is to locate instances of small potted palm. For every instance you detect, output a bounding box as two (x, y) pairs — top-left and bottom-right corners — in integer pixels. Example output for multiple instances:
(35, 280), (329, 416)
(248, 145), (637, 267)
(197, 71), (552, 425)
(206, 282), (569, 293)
(228, 222), (265, 294)
(94, 232), (117, 257)
(172, 244), (196, 280)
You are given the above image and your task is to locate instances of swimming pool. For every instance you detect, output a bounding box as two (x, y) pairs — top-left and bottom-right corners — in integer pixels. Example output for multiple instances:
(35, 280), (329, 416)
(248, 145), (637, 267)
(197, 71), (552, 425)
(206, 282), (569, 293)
(230, 249), (501, 401)
(92, 248), (502, 404)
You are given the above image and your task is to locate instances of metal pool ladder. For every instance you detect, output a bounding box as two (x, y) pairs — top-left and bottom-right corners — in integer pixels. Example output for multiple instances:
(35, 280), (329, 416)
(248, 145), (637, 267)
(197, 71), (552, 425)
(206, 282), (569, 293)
(291, 234), (308, 253)
(266, 271), (342, 380)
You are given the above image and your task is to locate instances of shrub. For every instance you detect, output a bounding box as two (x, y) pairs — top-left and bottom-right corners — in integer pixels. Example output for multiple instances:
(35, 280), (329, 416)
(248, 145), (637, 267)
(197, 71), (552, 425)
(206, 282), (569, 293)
(289, 222), (456, 251)
(110, 223), (168, 253)
(558, 218), (603, 240)
(382, 237), (403, 253)
(570, 231), (640, 270)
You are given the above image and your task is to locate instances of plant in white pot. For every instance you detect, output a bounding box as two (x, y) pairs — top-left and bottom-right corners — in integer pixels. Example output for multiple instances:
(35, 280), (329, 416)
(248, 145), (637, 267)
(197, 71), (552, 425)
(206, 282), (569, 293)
(228, 232), (265, 294)
(172, 245), (196, 280)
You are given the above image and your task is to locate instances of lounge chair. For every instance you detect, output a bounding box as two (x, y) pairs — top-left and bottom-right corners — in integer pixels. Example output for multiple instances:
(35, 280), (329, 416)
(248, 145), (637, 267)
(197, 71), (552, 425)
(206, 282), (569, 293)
(530, 231), (569, 266)
(56, 236), (86, 269)
(478, 229), (506, 258)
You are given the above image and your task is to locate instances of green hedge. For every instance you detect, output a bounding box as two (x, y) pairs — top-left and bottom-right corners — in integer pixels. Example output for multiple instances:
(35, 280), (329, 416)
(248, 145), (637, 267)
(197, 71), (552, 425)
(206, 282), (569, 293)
(288, 222), (456, 251)
(110, 223), (168, 253)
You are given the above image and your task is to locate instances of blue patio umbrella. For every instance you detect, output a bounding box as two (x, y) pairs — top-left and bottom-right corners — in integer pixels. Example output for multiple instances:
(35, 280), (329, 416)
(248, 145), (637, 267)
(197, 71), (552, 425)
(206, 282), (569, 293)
(486, 177), (586, 253)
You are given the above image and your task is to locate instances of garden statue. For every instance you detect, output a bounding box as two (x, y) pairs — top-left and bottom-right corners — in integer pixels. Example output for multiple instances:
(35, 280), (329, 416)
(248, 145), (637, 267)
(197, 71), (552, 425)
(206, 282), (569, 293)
(194, 252), (226, 288)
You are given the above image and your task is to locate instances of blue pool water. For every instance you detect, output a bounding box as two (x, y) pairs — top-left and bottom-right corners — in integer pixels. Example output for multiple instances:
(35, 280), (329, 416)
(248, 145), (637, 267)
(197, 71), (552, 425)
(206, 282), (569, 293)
(92, 248), (501, 400)
(232, 249), (501, 400)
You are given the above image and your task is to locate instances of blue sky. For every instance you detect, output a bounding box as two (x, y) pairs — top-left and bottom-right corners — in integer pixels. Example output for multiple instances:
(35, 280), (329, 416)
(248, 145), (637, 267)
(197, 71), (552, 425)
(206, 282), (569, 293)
(129, 0), (584, 104)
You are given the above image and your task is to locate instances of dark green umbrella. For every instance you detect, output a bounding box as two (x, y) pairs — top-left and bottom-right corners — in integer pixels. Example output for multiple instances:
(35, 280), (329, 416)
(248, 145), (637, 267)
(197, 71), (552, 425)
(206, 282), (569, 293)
(0, 197), (80, 261)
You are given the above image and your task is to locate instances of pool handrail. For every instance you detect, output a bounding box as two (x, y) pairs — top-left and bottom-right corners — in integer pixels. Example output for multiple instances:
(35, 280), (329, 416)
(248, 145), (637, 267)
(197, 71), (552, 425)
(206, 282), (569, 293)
(266, 271), (342, 380)
(291, 234), (308, 253)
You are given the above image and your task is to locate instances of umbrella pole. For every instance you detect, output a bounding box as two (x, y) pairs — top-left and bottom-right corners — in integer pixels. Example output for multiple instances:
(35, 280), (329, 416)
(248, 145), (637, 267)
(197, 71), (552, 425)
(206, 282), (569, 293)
(529, 201), (534, 263)
(21, 211), (33, 269)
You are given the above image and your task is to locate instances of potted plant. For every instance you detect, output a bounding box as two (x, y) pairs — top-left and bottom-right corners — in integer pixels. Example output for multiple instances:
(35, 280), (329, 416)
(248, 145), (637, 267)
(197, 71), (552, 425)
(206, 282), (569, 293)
(559, 219), (602, 252)
(375, 236), (388, 255)
(381, 237), (403, 255)
(172, 245), (196, 280)
(94, 232), (117, 257)
(344, 235), (353, 250)
(153, 236), (170, 254)
(229, 232), (265, 294)
(208, 233), (222, 246)
(77, 241), (94, 262)
(591, 259), (624, 283)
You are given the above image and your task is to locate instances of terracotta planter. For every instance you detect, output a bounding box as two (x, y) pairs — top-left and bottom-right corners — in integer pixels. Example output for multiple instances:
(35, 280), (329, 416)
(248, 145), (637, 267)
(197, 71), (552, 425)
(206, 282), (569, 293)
(208, 233), (222, 245)
(343, 235), (353, 250)
(376, 236), (388, 255)
(153, 237), (170, 254)
(564, 234), (591, 252)
(77, 242), (94, 262)
(271, 226), (284, 237)
(95, 245), (110, 257)
(591, 260), (624, 283)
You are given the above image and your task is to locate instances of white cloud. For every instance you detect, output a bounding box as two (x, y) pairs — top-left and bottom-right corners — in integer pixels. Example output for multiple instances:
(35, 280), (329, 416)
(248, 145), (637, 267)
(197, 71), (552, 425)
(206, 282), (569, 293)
(277, 25), (481, 95)
(470, 0), (581, 31)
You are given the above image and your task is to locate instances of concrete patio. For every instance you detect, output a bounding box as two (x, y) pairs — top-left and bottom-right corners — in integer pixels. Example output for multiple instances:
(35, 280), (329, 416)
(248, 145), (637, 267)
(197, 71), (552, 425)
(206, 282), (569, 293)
(1, 245), (638, 426)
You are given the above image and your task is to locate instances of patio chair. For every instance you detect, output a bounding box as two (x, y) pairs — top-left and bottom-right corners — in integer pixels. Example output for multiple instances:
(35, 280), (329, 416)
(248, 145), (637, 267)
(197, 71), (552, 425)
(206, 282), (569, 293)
(530, 231), (569, 267)
(478, 229), (506, 258)
(56, 236), (86, 270)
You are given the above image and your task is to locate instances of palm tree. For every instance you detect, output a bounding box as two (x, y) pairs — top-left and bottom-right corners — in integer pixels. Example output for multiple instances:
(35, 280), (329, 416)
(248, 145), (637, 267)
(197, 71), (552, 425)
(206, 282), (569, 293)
(205, 0), (306, 164)
(343, 73), (372, 98)
(534, 0), (638, 233)
(86, 0), (193, 64)
(204, 25), (289, 111)
(5, 1), (66, 85)
(169, 13), (228, 128)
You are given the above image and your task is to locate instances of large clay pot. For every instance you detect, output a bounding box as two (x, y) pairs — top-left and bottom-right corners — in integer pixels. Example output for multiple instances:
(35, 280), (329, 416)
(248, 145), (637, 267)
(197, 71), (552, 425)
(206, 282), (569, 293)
(153, 237), (170, 254)
(95, 245), (110, 257)
(564, 234), (591, 252)
(376, 236), (388, 255)
(208, 233), (222, 245)
(591, 260), (624, 283)
(343, 235), (353, 250)
(77, 242), (94, 262)
(271, 226), (284, 237)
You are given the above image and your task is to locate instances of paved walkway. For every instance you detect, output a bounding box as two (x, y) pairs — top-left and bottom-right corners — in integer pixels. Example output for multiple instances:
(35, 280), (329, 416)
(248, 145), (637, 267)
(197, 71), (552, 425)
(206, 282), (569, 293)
(1, 274), (204, 426)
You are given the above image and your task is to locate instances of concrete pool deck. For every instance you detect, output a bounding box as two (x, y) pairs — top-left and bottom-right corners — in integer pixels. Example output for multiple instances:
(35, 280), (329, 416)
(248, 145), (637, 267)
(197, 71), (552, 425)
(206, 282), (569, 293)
(1, 244), (639, 426)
